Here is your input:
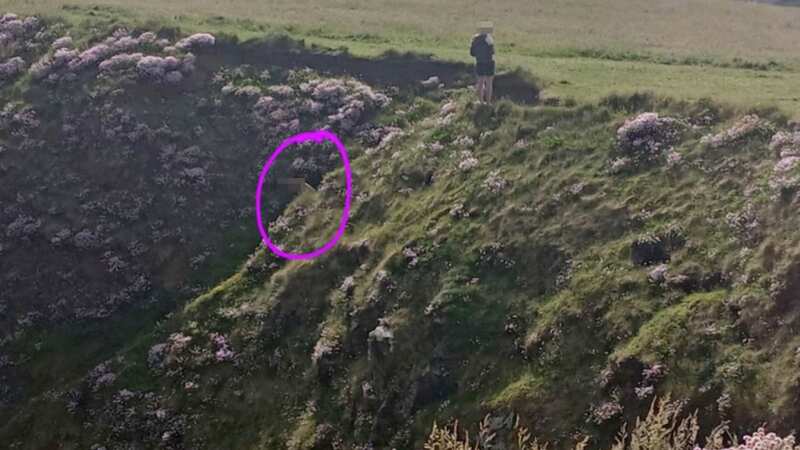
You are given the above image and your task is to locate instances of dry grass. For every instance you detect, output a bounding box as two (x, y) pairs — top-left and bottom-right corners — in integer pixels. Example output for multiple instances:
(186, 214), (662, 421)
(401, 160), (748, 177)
(426, 397), (730, 450)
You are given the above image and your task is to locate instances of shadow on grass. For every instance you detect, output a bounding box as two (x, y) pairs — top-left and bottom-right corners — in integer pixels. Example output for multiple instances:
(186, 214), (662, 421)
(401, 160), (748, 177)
(209, 34), (540, 104)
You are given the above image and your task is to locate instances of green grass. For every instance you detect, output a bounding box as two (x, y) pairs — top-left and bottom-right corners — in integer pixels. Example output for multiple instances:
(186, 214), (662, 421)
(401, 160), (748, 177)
(6, 5), (800, 446)
(3, 1), (800, 114)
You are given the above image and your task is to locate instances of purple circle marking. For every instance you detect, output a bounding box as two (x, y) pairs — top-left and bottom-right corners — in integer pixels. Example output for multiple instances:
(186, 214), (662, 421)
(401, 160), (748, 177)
(255, 130), (352, 261)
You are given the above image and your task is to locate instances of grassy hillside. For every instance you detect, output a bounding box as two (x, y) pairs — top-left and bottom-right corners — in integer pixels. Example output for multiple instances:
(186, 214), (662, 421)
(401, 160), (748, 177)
(2, 1), (800, 113)
(5, 4), (800, 450)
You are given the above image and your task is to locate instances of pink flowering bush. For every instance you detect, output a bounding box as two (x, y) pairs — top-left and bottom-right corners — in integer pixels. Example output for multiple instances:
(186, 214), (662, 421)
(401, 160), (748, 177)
(175, 33), (216, 50)
(210, 333), (235, 362)
(0, 56), (25, 81)
(665, 149), (683, 168)
(453, 135), (475, 148)
(713, 429), (800, 450)
(775, 156), (800, 174)
(0, 13), (39, 38)
(702, 114), (774, 149)
(458, 150), (479, 172)
(27, 28), (197, 85)
(5, 214), (41, 238)
(769, 131), (800, 158)
(725, 203), (763, 245)
(51, 36), (73, 50)
(250, 75), (390, 136)
(483, 170), (509, 193)
(768, 133), (800, 199)
(616, 112), (685, 163)
(98, 52), (143, 72)
(29, 48), (78, 80)
(590, 400), (623, 424)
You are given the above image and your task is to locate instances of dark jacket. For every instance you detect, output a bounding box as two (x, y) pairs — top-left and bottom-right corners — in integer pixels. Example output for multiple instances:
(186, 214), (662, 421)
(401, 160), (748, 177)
(470, 34), (494, 63)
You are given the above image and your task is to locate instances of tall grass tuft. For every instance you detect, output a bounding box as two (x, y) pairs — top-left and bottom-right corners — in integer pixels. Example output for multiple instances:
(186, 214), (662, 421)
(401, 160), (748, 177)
(426, 397), (740, 450)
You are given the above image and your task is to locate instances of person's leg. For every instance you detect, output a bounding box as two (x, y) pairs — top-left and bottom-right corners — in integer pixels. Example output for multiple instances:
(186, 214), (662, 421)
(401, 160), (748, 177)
(485, 75), (494, 103)
(475, 76), (483, 102)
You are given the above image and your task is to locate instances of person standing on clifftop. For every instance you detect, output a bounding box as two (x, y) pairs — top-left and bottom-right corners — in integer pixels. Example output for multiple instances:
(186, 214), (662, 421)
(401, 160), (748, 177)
(470, 21), (495, 103)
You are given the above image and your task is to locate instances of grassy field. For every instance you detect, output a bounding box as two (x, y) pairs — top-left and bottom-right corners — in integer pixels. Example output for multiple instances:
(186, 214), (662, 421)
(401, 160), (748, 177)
(4, 0), (800, 113)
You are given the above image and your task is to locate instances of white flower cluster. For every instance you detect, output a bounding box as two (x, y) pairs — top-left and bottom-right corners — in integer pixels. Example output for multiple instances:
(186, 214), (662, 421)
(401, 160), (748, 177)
(403, 246), (420, 268)
(175, 33), (215, 51)
(101, 53), (196, 85)
(590, 400), (623, 424)
(0, 13), (40, 41)
(648, 264), (669, 283)
(703, 429), (800, 450)
(458, 150), (479, 172)
(210, 333), (235, 362)
(701, 114), (772, 149)
(449, 202), (469, 219)
(482, 170), (508, 193)
(774, 156), (800, 174)
(339, 275), (356, 294)
(770, 131), (800, 158)
(0, 57), (25, 81)
(768, 132), (800, 198)
(5, 214), (41, 238)
(28, 28), (209, 85)
(221, 83), (261, 98)
(251, 77), (390, 135)
(86, 361), (117, 392)
(51, 36), (73, 50)
(311, 333), (341, 365)
(616, 112), (684, 162)
(665, 149), (683, 168)
(453, 135), (475, 148)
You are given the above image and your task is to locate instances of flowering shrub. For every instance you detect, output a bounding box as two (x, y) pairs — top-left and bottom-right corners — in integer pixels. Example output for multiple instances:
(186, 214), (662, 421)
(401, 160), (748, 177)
(210, 333), (235, 362)
(5, 214), (40, 238)
(268, 84), (294, 98)
(51, 36), (73, 49)
(590, 400), (623, 424)
(665, 149), (683, 168)
(0, 13), (40, 38)
(339, 275), (356, 295)
(420, 75), (440, 89)
(458, 151), (479, 172)
(98, 52), (143, 71)
(29, 48), (78, 80)
(770, 131), (800, 158)
(715, 429), (800, 450)
(648, 264), (669, 283)
(175, 33), (216, 50)
(24, 27), (199, 85)
(616, 112), (685, 163)
(775, 156), (800, 174)
(482, 170), (509, 193)
(766, 132), (800, 198)
(250, 76), (390, 136)
(86, 361), (117, 392)
(453, 135), (475, 148)
(403, 246), (420, 268)
(0, 56), (25, 81)
(450, 203), (469, 219)
(702, 115), (774, 149)
(72, 229), (102, 249)
(609, 156), (634, 174)
(726, 203), (762, 245)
